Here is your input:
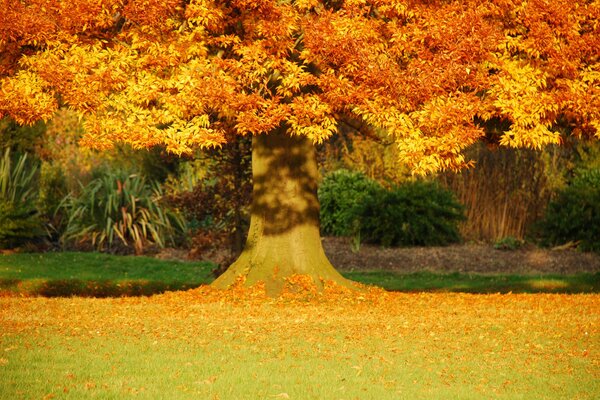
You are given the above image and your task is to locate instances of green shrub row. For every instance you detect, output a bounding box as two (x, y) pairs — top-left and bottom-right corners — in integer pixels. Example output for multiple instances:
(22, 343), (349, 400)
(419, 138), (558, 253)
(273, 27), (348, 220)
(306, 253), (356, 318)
(318, 169), (381, 237)
(319, 169), (465, 247)
(535, 169), (600, 252)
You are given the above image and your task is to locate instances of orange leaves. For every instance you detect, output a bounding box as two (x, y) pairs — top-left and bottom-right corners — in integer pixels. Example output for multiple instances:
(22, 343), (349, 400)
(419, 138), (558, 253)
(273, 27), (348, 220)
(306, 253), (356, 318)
(234, 98), (289, 136)
(486, 0), (600, 144)
(160, 274), (384, 305)
(0, 0), (123, 46)
(301, 11), (386, 74)
(123, 0), (184, 31)
(1, 0), (599, 171)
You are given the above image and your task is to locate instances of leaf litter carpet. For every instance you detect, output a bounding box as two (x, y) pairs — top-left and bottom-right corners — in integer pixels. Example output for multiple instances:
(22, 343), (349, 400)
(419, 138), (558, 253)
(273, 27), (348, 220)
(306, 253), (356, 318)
(1, 278), (598, 398)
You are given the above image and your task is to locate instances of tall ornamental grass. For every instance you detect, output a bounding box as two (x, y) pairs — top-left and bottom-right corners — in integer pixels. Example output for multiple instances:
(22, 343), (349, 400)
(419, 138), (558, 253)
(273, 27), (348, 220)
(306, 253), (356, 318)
(62, 172), (187, 254)
(0, 149), (43, 248)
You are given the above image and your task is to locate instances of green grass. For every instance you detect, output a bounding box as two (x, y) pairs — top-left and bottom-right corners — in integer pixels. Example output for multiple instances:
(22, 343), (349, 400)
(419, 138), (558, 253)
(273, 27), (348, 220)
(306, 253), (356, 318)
(0, 252), (214, 297)
(344, 270), (600, 294)
(0, 252), (598, 296)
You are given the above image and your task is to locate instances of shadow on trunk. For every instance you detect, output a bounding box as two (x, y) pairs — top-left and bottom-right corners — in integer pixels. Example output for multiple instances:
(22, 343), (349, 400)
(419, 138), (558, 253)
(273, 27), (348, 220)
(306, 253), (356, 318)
(212, 128), (355, 295)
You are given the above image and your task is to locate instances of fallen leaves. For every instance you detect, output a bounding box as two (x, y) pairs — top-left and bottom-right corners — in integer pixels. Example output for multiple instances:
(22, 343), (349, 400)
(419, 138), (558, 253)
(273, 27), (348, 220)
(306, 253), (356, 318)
(0, 285), (598, 398)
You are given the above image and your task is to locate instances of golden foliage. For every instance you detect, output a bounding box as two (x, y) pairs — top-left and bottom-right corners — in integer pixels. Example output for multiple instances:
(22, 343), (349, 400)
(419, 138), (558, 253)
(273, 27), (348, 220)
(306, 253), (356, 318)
(0, 0), (598, 172)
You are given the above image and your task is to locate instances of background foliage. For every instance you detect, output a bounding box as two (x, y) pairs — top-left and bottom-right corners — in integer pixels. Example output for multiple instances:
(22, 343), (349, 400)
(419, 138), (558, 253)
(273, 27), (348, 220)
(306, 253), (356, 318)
(166, 137), (252, 268)
(3, 109), (600, 257)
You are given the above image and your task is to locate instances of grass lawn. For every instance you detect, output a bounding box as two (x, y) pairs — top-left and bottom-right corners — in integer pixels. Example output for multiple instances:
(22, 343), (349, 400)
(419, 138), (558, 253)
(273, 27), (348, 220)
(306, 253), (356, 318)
(1, 291), (598, 399)
(345, 270), (600, 294)
(0, 252), (598, 297)
(0, 252), (215, 297)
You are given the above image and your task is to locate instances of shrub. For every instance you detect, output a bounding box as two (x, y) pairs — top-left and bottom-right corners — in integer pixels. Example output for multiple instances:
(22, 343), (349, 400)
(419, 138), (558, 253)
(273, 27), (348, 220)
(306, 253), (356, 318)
(535, 169), (600, 252)
(493, 236), (524, 250)
(61, 171), (187, 254)
(0, 117), (46, 154)
(318, 169), (381, 236)
(357, 181), (465, 247)
(38, 161), (69, 241)
(0, 149), (44, 248)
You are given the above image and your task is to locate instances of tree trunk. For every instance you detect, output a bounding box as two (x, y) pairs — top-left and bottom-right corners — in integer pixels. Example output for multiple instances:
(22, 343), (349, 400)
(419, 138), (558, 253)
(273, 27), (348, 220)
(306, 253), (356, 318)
(212, 129), (352, 295)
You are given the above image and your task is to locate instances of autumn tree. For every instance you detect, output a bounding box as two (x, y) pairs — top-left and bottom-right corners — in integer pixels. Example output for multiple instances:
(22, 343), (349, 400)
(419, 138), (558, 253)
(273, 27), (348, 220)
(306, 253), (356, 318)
(1, 0), (598, 294)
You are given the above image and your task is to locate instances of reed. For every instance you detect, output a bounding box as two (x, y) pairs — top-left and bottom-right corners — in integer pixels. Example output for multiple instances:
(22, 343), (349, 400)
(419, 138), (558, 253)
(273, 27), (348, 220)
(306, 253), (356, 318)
(440, 143), (563, 241)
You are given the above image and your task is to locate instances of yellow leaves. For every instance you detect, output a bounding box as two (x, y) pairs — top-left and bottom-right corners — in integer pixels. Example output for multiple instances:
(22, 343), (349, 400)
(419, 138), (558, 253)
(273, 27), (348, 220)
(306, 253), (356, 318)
(275, 61), (313, 98)
(292, 0), (320, 12)
(375, 1), (416, 21)
(185, 0), (226, 32)
(395, 132), (475, 176)
(0, 71), (57, 125)
(163, 117), (226, 155)
(580, 66), (600, 85)
(287, 95), (337, 144)
(233, 42), (280, 89)
(499, 125), (561, 149)
(81, 107), (225, 155)
(353, 101), (398, 132)
(353, 93), (484, 175)
(486, 57), (565, 148)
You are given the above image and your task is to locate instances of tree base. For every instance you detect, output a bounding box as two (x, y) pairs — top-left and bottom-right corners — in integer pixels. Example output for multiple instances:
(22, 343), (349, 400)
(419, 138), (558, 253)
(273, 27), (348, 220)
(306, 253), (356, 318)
(211, 225), (356, 296)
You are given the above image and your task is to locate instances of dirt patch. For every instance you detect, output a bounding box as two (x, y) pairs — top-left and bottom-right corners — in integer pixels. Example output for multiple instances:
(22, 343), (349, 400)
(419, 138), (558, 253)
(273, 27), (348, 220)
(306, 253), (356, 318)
(322, 237), (600, 275)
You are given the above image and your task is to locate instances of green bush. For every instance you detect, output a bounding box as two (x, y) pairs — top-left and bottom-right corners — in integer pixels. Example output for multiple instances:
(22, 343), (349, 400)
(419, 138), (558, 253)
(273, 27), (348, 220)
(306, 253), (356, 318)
(61, 171), (187, 254)
(38, 161), (69, 240)
(493, 236), (524, 250)
(0, 117), (46, 154)
(318, 169), (381, 236)
(535, 169), (600, 252)
(357, 181), (465, 247)
(0, 149), (44, 248)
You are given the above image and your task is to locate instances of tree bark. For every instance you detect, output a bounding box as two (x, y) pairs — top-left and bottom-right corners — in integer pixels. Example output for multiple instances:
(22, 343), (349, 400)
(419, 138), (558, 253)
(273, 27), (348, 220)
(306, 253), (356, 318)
(212, 129), (352, 295)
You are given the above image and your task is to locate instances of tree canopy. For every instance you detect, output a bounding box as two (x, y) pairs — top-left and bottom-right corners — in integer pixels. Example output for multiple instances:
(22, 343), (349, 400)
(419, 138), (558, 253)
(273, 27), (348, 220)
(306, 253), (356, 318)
(1, 0), (598, 174)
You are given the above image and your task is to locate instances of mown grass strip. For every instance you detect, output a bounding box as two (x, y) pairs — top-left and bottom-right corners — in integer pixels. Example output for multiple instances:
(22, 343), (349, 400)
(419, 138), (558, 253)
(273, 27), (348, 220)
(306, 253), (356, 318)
(1, 252), (598, 297)
(343, 270), (600, 294)
(0, 252), (214, 297)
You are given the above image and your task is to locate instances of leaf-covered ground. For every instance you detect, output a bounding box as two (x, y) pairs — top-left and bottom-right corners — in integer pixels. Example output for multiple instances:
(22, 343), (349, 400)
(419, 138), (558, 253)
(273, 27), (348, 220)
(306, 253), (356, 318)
(1, 286), (598, 399)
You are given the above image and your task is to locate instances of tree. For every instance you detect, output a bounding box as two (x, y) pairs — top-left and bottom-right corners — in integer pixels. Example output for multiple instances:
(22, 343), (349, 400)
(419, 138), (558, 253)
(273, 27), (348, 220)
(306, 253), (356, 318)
(1, 0), (598, 294)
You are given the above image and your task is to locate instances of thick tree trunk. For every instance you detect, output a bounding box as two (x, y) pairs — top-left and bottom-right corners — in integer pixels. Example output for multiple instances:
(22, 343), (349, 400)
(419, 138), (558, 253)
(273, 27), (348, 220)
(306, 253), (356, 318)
(212, 129), (352, 295)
